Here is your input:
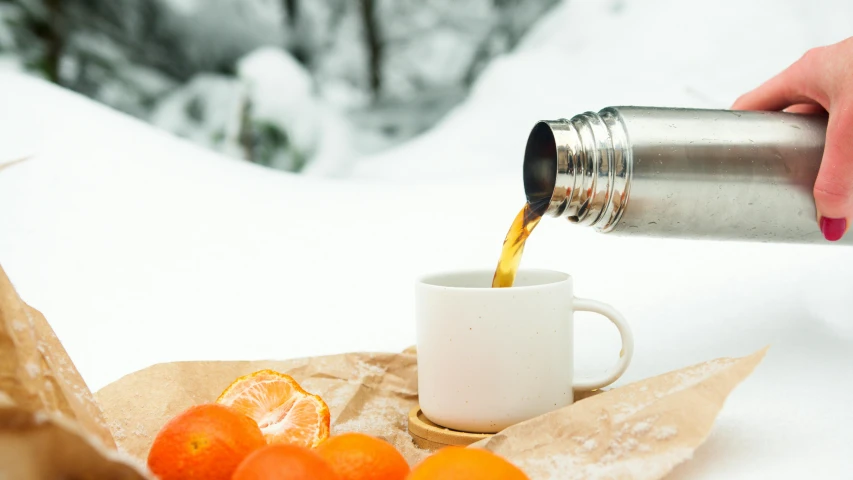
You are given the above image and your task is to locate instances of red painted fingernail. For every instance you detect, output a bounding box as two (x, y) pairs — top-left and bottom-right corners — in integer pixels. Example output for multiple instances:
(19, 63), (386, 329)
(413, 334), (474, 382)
(819, 217), (847, 241)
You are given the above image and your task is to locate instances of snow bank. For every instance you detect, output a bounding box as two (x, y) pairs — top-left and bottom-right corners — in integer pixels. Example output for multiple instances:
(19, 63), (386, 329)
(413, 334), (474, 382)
(149, 73), (246, 159)
(236, 47), (356, 177)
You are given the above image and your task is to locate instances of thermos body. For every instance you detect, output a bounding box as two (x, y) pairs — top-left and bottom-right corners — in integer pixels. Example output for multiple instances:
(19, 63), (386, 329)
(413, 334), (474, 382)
(522, 106), (850, 245)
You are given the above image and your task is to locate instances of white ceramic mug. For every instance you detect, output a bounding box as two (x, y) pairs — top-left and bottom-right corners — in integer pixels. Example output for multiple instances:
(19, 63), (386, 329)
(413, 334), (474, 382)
(415, 269), (634, 433)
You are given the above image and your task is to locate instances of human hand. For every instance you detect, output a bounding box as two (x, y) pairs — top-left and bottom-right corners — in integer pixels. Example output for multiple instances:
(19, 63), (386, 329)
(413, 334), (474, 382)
(732, 37), (853, 242)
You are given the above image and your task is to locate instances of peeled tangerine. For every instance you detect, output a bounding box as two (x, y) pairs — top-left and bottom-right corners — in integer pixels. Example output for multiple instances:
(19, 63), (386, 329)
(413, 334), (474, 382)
(216, 369), (331, 448)
(146, 403), (266, 480)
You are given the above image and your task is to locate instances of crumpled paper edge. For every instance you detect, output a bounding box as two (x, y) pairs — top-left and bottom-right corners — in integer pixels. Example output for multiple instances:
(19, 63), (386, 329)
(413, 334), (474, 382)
(0, 404), (150, 479)
(0, 263), (116, 448)
(469, 347), (768, 480)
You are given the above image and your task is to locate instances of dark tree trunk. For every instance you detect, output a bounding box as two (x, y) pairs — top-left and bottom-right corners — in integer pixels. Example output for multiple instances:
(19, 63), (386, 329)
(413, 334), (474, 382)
(283, 0), (298, 27)
(358, 0), (383, 100)
(28, 0), (63, 84)
(281, 0), (309, 65)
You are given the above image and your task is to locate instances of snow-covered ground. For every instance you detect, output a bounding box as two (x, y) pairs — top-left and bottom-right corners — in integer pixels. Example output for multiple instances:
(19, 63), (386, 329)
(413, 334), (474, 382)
(1, 1), (853, 478)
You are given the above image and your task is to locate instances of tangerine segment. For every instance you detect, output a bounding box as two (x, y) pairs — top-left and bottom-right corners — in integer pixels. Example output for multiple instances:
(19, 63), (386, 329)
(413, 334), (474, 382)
(217, 369), (331, 448)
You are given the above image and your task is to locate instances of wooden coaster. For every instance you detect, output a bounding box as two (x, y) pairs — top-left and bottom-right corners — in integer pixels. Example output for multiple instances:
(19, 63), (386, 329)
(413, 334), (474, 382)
(407, 406), (492, 450)
(407, 390), (606, 450)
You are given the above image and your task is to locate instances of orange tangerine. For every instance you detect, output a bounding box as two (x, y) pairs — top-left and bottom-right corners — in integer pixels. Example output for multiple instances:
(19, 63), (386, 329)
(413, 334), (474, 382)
(407, 446), (529, 480)
(146, 403), (265, 480)
(232, 443), (340, 480)
(316, 432), (410, 480)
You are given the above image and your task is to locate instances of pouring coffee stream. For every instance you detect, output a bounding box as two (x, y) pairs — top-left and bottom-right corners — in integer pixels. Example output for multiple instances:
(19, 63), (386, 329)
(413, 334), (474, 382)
(493, 106), (850, 289)
(491, 202), (544, 288)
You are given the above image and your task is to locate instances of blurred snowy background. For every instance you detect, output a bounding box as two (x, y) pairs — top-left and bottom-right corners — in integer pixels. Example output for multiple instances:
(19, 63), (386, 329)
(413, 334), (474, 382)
(0, 0), (558, 174)
(2, 0), (852, 179)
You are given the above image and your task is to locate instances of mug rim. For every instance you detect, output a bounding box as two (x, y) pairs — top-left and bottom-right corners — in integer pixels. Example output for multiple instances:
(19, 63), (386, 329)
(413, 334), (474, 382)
(416, 268), (571, 291)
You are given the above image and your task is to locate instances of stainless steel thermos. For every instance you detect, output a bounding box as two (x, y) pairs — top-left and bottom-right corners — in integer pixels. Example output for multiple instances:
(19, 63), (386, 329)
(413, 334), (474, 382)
(522, 106), (851, 245)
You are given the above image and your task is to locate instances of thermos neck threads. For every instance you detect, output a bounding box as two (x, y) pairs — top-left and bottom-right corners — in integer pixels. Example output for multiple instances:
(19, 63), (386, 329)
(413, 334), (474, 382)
(522, 109), (632, 232)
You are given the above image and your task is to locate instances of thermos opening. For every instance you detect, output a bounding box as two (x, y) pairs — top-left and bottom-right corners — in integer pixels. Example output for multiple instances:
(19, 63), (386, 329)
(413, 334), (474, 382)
(523, 122), (557, 216)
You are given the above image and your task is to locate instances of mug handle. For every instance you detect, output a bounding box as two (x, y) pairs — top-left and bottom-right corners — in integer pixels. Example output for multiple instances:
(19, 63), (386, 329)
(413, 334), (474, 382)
(572, 297), (635, 391)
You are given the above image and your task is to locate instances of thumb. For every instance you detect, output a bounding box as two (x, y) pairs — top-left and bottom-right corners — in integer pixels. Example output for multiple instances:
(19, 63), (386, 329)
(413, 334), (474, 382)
(814, 101), (853, 241)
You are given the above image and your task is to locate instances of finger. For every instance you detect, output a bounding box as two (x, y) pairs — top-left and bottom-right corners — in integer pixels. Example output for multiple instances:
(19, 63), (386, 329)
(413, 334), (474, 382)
(732, 48), (831, 112)
(783, 103), (826, 115)
(814, 101), (853, 241)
